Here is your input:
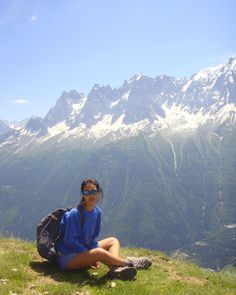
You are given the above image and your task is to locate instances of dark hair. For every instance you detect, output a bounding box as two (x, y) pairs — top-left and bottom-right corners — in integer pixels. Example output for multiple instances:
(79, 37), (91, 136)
(81, 178), (102, 193)
(79, 178), (103, 205)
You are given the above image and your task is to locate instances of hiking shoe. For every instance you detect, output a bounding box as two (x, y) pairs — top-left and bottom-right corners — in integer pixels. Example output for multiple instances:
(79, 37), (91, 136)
(107, 266), (137, 280)
(126, 257), (152, 269)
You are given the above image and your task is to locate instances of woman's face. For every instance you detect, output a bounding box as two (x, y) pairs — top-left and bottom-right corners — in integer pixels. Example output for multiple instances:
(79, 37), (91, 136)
(81, 182), (99, 208)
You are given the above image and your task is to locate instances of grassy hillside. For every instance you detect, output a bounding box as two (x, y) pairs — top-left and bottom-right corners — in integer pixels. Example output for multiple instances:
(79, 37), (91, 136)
(0, 237), (235, 295)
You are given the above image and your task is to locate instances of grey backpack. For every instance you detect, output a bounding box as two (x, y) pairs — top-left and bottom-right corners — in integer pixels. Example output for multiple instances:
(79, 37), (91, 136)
(36, 205), (84, 261)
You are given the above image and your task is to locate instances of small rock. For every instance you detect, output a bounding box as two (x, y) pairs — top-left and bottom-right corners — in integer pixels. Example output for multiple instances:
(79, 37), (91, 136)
(29, 284), (37, 289)
(11, 268), (18, 272)
(0, 278), (9, 285)
(91, 272), (98, 277)
(110, 281), (116, 288)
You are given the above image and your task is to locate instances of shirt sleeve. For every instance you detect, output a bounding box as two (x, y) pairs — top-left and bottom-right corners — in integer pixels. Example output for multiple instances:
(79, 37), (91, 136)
(63, 209), (87, 253)
(88, 210), (101, 250)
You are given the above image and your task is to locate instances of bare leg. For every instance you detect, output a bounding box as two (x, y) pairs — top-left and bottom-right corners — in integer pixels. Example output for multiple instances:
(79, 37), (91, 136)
(67, 247), (125, 270)
(98, 237), (121, 257)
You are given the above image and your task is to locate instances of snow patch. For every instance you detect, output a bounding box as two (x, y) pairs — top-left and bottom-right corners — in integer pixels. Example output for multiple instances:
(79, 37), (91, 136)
(136, 74), (143, 81)
(94, 113), (101, 119)
(158, 103), (206, 131)
(229, 75), (234, 84)
(168, 139), (178, 174)
(88, 113), (149, 139)
(193, 63), (223, 82)
(110, 99), (120, 108)
(127, 74), (143, 84)
(8, 119), (28, 129)
(194, 241), (208, 246)
(48, 121), (68, 135)
(211, 103), (236, 125)
(181, 80), (192, 92)
(40, 121), (69, 143)
(224, 224), (236, 229)
(211, 91), (221, 101)
(62, 123), (87, 139)
(212, 132), (223, 141)
(121, 90), (131, 101)
(71, 97), (87, 118)
(87, 115), (111, 138)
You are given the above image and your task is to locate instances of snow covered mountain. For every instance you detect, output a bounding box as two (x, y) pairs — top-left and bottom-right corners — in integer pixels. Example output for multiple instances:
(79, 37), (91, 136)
(0, 57), (235, 151)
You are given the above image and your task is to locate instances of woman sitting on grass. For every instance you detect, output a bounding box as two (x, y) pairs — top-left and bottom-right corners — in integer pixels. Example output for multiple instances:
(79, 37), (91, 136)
(56, 178), (152, 279)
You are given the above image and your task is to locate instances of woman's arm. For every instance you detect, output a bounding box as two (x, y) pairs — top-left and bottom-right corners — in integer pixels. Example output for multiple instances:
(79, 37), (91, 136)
(88, 210), (101, 250)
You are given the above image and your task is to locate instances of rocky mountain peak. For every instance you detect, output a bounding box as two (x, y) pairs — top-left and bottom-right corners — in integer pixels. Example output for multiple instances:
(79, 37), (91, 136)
(226, 56), (236, 69)
(43, 90), (86, 127)
(88, 84), (114, 101)
(25, 116), (45, 132)
(59, 90), (85, 104)
(0, 57), (235, 144)
(0, 120), (11, 136)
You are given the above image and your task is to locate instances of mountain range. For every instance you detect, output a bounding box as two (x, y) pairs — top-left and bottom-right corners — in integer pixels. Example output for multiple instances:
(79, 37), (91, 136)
(0, 57), (235, 270)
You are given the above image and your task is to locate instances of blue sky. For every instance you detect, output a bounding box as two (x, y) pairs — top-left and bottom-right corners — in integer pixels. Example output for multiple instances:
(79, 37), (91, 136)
(0, 0), (235, 121)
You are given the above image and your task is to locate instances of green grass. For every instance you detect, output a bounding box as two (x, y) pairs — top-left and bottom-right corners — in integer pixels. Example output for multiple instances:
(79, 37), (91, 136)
(0, 237), (235, 295)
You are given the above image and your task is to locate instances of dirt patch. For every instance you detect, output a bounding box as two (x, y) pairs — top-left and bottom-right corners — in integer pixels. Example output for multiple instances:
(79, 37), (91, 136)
(24, 267), (59, 295)
(23, 277), (59, 295)
(163, 265), (206, 286)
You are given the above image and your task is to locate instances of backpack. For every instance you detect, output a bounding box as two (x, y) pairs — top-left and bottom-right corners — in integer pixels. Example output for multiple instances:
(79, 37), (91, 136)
(36, 205), (84, 261)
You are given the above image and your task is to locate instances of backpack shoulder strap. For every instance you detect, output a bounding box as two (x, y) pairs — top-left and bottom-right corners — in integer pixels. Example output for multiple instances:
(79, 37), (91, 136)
(77, 203), (85, 229)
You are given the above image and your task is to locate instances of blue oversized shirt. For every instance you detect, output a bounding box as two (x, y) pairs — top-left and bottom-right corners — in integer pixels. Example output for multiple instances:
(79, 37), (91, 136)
(57, 205), (101, 254)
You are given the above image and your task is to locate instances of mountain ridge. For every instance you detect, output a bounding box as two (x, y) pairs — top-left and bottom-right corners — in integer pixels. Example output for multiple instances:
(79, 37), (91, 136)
(1, 57), (235, 151)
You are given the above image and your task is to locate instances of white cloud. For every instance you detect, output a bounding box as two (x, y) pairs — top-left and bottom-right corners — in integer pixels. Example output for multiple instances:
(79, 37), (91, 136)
(30, 14), (37, 22)
(11, 99), (30, 105)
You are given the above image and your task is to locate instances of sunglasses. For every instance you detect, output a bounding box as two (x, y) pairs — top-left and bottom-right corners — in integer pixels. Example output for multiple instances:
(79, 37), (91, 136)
(81, 189), (98, 196)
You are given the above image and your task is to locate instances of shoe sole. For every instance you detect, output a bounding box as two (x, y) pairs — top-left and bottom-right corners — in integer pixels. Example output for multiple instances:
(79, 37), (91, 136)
(138, 264), (152, 269)
(137, 261), (152, 269)
(107, 267), (137, 280)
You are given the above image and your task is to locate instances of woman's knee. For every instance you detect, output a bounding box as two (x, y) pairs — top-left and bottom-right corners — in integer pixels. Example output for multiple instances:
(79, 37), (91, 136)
(90, 247), (107, 259)
(99, 237), (120, 250)
(110, 237), (120, 246)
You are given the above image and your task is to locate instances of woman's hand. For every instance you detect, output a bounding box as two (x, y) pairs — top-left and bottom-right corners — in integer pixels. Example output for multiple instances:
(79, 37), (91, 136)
(91, 261), (100, 269)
